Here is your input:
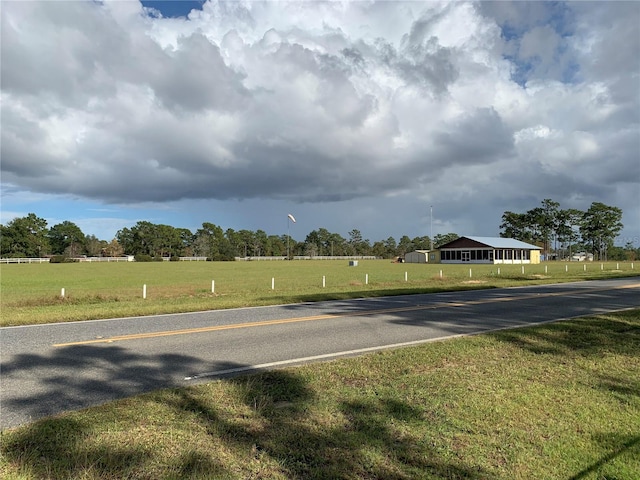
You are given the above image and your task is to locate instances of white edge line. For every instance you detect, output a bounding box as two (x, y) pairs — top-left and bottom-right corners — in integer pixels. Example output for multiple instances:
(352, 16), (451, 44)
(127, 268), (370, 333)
(184, 307), (638, 381)
(184, 337), (467, 380)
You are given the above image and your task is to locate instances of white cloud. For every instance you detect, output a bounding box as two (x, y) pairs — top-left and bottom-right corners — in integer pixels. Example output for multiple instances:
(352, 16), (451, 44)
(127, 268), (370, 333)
(1, 1), (638, 245)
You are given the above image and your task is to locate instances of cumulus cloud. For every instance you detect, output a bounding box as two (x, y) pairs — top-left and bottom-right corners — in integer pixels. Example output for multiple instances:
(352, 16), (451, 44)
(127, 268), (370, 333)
(1, 1), (638, 242)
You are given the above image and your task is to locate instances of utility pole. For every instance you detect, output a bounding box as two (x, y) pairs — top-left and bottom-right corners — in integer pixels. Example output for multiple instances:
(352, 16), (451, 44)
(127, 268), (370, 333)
(430, 205), (433, 251)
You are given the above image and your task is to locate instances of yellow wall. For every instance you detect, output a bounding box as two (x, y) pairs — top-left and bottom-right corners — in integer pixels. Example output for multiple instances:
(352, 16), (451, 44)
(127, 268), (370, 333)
(530, 250), (541, 264)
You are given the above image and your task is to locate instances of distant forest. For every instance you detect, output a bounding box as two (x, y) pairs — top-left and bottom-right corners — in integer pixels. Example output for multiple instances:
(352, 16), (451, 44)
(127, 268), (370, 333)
(1, 200), (635, 261)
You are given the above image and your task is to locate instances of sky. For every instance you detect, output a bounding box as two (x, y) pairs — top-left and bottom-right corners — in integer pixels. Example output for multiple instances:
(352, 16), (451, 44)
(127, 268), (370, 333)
(1, 1), (639, 246)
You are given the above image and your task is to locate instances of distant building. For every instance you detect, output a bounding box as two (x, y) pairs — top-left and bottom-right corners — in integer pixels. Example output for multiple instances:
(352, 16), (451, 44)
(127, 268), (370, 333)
(571, 252), (594, 262)
(404, 250), (430, 263)
(437, 236), (542, 264)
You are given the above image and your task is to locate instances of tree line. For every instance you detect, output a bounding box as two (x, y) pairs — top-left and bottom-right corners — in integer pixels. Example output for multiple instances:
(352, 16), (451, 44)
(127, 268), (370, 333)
(0, 214), (459, 260)
(1, 201), (635, 261)
(499, 200), (629, 260)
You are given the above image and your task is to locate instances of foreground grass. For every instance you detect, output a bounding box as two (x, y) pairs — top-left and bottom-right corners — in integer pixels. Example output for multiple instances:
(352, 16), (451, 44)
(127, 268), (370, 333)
(2, 310), (639, 479)
(1, 260), (638, 326)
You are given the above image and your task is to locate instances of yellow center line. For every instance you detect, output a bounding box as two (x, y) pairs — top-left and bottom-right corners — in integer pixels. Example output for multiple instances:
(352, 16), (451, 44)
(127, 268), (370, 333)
(53, 283), (640, 347)
(53, 306), (428, 347)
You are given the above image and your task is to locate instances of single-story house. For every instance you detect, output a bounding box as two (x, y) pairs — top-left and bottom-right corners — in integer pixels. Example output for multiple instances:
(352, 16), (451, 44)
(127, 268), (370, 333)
(437, 236), (541, 264)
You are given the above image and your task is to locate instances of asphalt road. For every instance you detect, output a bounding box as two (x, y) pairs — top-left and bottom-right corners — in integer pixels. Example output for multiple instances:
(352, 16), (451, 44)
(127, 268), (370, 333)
(1, 277), (639, 429)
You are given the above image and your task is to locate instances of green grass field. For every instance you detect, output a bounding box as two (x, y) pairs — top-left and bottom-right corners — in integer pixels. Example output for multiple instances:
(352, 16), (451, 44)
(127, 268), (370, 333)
(1, 309), (638, 479)
(1, 259), (638, 326)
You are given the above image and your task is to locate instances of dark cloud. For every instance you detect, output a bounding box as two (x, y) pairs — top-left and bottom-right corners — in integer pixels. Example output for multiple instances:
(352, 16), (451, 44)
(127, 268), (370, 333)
(151, 34), (250, 112)
(432, 108), (514, 166)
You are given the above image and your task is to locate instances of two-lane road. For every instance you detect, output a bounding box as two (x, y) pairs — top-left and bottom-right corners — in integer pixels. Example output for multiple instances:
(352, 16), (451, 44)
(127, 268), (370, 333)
(2, 277), (638, 429)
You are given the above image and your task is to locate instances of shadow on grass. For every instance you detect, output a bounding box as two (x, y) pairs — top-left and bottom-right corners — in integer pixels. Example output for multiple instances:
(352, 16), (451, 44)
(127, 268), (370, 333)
(160, 370), (490, 479)
(568, 434), (640, 480)
(0, 414), (231, 479)
(598, 373), (640, 400)
(489, 311), (640, 402)
(2, 350), (491, 478)
(489, 311), (640, 358)
(491, 310), (640, 480)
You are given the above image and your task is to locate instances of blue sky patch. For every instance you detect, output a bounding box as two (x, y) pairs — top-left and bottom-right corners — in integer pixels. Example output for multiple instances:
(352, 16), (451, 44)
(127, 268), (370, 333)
(141, 1), (205, 18)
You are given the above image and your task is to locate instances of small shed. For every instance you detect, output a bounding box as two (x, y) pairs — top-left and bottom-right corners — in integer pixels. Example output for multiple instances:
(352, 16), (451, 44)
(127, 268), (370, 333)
(404, 250), (430, 263)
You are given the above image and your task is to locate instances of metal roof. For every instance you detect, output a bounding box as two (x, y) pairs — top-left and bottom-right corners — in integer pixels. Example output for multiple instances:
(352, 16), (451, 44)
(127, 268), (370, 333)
(463, 236), (542, 250)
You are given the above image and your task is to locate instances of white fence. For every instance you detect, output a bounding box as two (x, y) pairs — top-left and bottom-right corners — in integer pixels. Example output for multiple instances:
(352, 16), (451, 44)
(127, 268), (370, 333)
(162, 257), (208, 261)
(235, 256), (378, 261)
(0, 258), (51, 264)
(0, 257), (134, 264)
(77, 257), (133, 262)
